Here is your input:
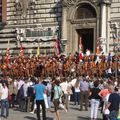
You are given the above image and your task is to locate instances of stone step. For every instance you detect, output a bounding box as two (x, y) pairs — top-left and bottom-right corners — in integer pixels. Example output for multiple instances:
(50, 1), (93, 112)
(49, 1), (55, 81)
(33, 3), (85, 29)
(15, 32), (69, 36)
(0, 34), (16, 38)
(0, 38), (16, 42)
(0, 28), (15, 33)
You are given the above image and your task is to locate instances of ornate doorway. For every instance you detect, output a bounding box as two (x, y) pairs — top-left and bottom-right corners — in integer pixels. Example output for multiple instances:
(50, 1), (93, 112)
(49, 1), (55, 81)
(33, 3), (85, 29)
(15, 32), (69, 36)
(62, 1), (100, 54)
(77, 28), (94, 53)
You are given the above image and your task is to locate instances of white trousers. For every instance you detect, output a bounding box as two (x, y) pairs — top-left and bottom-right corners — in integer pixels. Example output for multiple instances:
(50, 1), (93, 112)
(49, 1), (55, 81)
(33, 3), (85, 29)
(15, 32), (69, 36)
(90, 99), (100, 119)
(43, 94), (49, 109)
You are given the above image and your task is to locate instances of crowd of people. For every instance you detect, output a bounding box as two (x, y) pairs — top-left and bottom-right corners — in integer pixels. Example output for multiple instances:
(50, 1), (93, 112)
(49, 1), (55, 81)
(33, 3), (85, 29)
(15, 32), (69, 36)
(0, 52), (119, 120)
(0, 52), (120, 79)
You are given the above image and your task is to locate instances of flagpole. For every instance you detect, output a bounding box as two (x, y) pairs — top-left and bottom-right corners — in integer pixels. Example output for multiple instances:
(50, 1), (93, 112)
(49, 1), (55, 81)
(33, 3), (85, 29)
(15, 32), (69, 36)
(8, 39), (10, 49)
(7, 39), (10, 60)
(44, 43), (46, 56)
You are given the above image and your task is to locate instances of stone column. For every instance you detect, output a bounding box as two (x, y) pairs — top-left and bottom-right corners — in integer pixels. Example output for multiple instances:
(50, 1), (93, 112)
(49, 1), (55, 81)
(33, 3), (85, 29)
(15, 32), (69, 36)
(61, 6), (67, 52)
(100, 2), (107, 54)
(62, 6), (67, 40)
(106, 4), (111, 54)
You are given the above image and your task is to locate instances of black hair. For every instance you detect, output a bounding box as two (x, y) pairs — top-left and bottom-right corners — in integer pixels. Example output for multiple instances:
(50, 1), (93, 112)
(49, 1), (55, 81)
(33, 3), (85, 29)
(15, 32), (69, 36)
(94, 80), (99, 87)
(114, 87), (118, 92)
(55, 80), (60, 86)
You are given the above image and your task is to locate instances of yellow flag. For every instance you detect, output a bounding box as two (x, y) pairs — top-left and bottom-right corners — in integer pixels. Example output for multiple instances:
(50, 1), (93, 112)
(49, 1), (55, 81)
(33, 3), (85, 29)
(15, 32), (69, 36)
(36, 46), (40, 57)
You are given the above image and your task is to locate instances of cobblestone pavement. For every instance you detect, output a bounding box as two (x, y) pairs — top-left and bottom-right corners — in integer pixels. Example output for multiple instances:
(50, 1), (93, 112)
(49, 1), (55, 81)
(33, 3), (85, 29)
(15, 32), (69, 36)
(0, 102), (102, 120)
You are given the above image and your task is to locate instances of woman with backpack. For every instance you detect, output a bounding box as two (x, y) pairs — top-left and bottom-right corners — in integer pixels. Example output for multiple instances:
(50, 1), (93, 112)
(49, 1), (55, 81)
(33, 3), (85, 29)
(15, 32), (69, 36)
(52, 80), (62, 120)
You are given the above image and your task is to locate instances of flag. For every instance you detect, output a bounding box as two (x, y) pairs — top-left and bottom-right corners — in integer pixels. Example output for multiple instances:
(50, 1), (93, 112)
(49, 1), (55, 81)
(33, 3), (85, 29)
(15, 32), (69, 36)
(79, 37), (83, 61)
(55, 35), (60, 55)
(79, 37), (83, 52)
(79, 52), (83, 61)
(96, 39), (100, 55)
(5, 48), (10, 64)
(5, 40), (10, 64)
(57, 29), (63, 53)
(20, 42), (24, 56)
(36, 46), (40, 57)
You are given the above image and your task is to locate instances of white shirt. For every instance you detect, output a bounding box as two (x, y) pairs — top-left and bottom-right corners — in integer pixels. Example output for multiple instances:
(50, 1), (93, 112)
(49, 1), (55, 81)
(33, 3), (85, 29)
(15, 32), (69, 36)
(108, 68), (112, 74)
(75, 87), (80, 92)
(70, 78), (77, 87)
(27, 81), (33, 87)
(23, 83), (28, 97)
(1, 87), (8, 100)
(17, 80), (24, 90)
(60, 82), (69, 94)
(0, 83), (3, 92)
(86, 50), (90, 56)
(14, 80), (17, 88)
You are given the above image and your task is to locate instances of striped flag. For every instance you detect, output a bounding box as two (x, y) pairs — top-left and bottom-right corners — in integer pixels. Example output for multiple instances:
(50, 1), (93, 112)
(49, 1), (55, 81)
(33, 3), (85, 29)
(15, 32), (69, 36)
(5, 40), (10, 64)
(5, 48), (10, 64)
(96, 39), (100, 55)
(79, 37), (83, 52)
(79, 37), (83, 61)
(20, 43), (24, 56)
(55, 35), (60, 55)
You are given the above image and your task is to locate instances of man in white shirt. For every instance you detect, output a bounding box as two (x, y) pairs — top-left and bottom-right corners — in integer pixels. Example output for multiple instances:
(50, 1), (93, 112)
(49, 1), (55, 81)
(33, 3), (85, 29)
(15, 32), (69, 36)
(22, 79), (29, 112)
(16, 78), (24, 110)
(1, 82), (9, 118)
(60, 78), (69, 110)
(86, 49), (90, 56)
(17, 78), (24, 90)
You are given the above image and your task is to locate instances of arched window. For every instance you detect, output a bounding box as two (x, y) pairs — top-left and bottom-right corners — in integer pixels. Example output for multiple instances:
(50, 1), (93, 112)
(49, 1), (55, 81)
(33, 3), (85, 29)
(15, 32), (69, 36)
(75, 3), (96, 19)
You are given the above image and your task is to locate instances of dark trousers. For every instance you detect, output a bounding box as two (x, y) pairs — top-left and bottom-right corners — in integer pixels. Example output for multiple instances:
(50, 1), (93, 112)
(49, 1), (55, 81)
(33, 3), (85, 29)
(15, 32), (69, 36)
(21, 97), (28, 112)
(1, 99), (9, 117)
(103, 114), (109, 120)
(27, 97), (32, 112)
(36, 100), (46, 120)
(80, 91), (89, 110)
(11, 93), (16, 108)
(74, 92), (80, 105)
(109, 110), (118, 120)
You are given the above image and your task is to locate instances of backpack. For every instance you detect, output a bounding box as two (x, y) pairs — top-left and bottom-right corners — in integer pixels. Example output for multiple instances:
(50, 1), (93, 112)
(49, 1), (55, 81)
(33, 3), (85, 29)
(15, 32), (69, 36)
(27, 86), (34, 98)
(51, 86), (54, 101)
(19, 84), (24, 99)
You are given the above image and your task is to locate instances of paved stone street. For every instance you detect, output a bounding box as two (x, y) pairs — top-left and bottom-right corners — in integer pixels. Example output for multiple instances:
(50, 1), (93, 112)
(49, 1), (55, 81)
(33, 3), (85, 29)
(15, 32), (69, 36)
(0, 102), (102, 120)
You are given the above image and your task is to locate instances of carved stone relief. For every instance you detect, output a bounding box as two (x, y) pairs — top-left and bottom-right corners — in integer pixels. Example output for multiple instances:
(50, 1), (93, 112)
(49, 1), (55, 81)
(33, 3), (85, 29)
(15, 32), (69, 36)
(15, 0), (36, 18)
(62, 0), (78, 6)
(62, 0), (98, 7)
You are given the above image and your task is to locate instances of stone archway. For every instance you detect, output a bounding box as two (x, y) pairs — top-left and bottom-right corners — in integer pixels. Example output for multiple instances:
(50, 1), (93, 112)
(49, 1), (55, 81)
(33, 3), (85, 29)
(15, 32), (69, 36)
(74, 3), (97, 53)
(61, 1), (100, 54)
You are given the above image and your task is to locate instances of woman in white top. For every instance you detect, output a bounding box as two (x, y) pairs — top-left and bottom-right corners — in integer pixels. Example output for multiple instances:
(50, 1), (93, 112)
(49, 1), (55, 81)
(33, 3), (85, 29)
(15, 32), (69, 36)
(0, 82), (9, 118)
(74, 79), (80, 105)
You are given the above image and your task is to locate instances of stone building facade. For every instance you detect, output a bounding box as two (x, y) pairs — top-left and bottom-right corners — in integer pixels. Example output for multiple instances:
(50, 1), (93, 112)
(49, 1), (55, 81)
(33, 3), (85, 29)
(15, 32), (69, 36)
(0, 0), (120, 55)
